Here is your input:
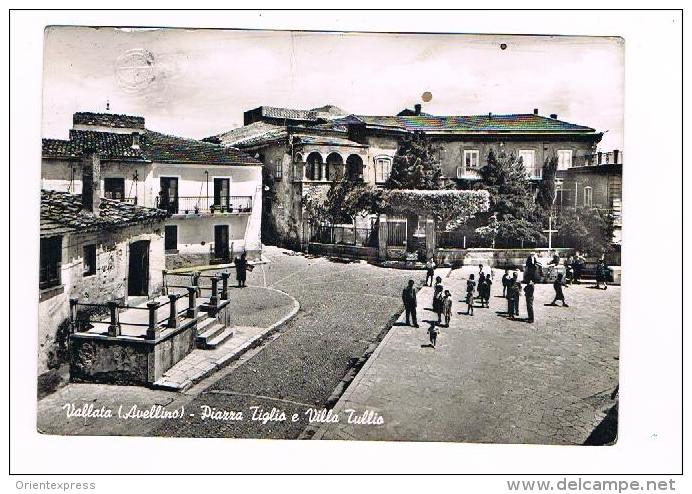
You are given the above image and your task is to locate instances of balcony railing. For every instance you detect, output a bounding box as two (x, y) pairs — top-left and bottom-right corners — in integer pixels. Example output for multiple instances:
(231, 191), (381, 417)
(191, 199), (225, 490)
(156, 195), (252, 215)
(571, 151), (623, 168)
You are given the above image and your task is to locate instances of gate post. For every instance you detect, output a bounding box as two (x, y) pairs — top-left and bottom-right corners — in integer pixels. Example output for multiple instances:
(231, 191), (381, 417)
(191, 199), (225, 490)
(425, 215), (436, 260)
(378, 214), (388, 261)
(106, 301), (121, 337)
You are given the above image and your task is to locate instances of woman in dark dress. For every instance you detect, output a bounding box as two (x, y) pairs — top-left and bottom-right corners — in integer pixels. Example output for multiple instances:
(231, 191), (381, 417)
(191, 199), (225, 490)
(235, 253), (249, 288)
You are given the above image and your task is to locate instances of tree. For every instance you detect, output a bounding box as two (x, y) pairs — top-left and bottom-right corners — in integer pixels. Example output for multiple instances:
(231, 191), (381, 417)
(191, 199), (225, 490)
(474, 149), (544, 245)
(386, 132), (445, 190)
(555, 207), (615, 254)
(536, 154), (558, 211)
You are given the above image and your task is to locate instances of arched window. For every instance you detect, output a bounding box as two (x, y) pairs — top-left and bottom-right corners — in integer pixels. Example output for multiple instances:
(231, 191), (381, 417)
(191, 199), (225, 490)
(326, 153), (343, 181)
(306, 152), (323, 181)
(346, 154), (364, 181)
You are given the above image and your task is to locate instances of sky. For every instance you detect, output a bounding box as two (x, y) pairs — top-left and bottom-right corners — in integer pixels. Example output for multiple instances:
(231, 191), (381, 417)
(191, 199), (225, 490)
(42, 27), (624, 150)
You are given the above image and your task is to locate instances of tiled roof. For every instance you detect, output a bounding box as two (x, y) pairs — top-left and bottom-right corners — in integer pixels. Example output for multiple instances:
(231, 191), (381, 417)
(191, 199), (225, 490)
(293, 134), (367, 147)
(42, 129), (261, 165)
(255, 105), (348, 122)
(73, 112), (145, 129)
(212, 121), (288, 148)
(345, 114), (596, 133)
(41, 190), (169, 237)
(144, 130), (261, 165)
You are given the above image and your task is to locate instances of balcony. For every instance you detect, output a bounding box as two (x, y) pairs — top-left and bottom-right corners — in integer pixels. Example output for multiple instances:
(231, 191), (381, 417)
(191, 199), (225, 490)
(156, 195), (252, 215)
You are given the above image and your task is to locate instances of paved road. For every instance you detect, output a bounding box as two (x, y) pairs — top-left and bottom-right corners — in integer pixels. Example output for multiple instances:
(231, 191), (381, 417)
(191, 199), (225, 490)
(152, 247), (418, 438)
(313, 266), (620, 444)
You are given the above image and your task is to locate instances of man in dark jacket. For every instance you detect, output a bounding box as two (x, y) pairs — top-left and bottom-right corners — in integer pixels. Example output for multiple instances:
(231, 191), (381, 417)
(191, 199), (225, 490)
(402, 279), (419, 327)
(524, 279), (535, 323)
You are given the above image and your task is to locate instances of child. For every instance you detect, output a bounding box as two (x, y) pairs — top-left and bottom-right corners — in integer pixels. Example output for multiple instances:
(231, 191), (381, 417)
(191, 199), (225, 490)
(467, 273), (476, 298)
(466, 290), (474, 316)
(428, 324), (439, 348)
(425, 258), (436, 287)
(502, 269), (510, 298)
(550, 273), (570, 307)
(443, 290), (453, 327)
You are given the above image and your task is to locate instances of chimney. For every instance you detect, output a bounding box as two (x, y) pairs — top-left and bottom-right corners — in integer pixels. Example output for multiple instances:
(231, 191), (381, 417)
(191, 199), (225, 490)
(533, 108), (539, 115)
(414, 104), (422, 115)
(131, 131), (140, 149)
(550, 113), (558, 119)
(81, 149), (101, 216)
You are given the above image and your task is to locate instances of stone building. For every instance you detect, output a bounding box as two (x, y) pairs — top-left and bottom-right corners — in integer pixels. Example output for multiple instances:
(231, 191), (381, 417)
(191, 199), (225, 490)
(556, 150), (623, 245)
(211, 104), (606, 252)
(42, 112), (263, 268)
(39, 164), (169, 376)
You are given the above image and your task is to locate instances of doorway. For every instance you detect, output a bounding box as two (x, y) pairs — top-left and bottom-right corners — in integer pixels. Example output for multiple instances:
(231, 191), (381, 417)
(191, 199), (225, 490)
(213, 178), (230, 212)
(128, 240), (150, 296)
(214, 225), (230, 260)
(159, 177), (179, 214)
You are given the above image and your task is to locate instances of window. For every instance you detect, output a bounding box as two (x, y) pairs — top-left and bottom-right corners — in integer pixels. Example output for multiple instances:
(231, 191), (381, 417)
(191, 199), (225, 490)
(40, 236), (62, 289)
(274, 163), (283, 180)
(165, 225), (178, 251)
(519, 150), (540, 178)
(557, 150), (573, 170)
(375, 157), (392, 184)
(583, 186), (593, 207)
(456, 167), (465, 179)
(518, 150), (536, 170)
(104, 178), (125, 201)
(463, 150), (480, 168)
(83, 244), (96, 277)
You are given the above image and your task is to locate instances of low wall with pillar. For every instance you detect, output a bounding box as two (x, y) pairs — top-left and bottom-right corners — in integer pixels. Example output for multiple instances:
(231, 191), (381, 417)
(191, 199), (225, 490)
(69, 321), (197, 385)
(69, 272), (233, 386)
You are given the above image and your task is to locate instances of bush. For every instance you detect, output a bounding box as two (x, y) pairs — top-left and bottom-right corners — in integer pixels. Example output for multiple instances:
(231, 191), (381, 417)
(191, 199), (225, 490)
(555, 207), (615, 253)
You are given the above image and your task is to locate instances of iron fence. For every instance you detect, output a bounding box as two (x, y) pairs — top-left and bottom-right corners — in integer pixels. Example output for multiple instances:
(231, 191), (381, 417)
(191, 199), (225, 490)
(310, 225), (376, 247)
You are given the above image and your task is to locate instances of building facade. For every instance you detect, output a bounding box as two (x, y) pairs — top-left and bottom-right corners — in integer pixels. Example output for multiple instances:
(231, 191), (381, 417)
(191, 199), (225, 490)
(42, 112), (263, 268)
(39, 170), (169, 375)
(211, 105), (609, 251)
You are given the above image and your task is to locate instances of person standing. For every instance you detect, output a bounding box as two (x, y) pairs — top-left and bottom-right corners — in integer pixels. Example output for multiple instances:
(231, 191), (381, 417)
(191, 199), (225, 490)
(425, 257), (436, 287)
(402, 279), (419, 327)
(524, 279), (535, 323)
(573, 251), (585, 284)
(234, 252), (250, 288)
(502, 269), (511, 298)
(596, 255), (609, 290)
(507, 276), (517, 319)
(549, 273), (570, 307)
(442, 290), (453, 327)
(484, 275), (493, 308)
(433, 284), (445, 324)
(477, 273), (486, 300)
(565, 255), (575, 284)
(525, 253), (539, 283)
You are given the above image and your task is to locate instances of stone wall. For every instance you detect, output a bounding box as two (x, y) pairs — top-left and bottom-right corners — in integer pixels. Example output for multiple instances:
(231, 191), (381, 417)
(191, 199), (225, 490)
(308, 243), (378, 261)
(435, 248), (575, 269)
(38, 223), (165, 376)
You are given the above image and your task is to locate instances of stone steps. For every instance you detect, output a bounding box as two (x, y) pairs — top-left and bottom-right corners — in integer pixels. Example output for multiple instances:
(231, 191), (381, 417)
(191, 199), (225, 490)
(195, 313), (234, 349)
(205, 327), (235, 349)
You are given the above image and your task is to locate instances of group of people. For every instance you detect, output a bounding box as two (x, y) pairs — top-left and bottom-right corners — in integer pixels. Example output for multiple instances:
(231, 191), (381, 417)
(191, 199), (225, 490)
(404, 258), (579, 348)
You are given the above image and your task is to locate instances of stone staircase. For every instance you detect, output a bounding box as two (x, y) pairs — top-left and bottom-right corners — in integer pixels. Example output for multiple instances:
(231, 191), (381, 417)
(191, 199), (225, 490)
(194, 312), (234, 350)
